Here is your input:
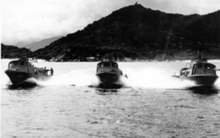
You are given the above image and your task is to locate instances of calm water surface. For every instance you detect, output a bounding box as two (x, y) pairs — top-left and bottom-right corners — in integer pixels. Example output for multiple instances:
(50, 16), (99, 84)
(1, 59), (220, 138)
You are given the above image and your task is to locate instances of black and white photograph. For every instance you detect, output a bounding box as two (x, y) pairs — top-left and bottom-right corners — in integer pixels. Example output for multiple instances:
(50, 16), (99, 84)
(1, 0), (220, 137)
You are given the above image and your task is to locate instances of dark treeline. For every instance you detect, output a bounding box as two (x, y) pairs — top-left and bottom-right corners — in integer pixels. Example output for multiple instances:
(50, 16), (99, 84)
(1, 44), (32, 59)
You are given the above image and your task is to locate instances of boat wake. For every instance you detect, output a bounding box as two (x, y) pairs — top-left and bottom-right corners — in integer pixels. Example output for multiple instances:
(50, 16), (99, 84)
(37, 70), (99, 87)
(121, 68), (196, 89)
(36, 67), (199, 89)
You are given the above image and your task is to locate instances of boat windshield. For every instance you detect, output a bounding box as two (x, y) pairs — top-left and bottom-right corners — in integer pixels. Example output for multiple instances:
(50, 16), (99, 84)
(98, 62), (118, 68)
(9, 61), (25, 66)
(192, 63), (216, 75)
(8, 61), (28, 71)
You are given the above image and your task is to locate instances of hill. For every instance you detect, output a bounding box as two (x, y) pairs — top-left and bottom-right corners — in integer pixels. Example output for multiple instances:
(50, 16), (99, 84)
(1, 43), (32, 58)
(16, 36), (62, 51)
(11, 4), (220, 61)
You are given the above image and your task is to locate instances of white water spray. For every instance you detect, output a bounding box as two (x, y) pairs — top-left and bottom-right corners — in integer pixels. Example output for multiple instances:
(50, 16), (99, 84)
(121, 67), (195, 89)
(1, 60), (220, 89)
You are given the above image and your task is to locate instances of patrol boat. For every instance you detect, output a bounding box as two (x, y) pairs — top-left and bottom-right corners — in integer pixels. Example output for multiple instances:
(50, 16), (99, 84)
(5, 58), (53, 85)
(96, 59), (123, 85)
(173, 54), (218, 86)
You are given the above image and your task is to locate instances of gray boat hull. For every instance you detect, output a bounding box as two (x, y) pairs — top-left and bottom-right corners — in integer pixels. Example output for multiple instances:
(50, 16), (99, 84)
(97, 72), (120, 85)
(187, 75), (218, 86)
(175, 75), (219, 86)
(5, 70), (50, 86)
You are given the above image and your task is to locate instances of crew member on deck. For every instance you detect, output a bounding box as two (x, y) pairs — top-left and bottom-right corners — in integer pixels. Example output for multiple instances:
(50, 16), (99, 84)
(51, 68), (54, 75)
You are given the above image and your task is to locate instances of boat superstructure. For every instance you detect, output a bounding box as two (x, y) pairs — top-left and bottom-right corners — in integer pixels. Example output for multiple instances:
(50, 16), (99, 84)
(96, 60), (123, 85)
(175, 55), (218, 86)
(5, 58), (53, 85)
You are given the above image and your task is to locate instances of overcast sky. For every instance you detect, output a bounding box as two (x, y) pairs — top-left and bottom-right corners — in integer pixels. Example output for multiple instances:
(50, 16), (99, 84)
(1, 0), (220, 45)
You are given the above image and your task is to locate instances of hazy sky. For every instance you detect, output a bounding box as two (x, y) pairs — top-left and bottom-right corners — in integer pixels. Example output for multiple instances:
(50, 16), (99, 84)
(1, 0), (220, 45)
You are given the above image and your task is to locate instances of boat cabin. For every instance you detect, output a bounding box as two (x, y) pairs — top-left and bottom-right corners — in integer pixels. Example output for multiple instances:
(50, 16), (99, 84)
(97, 62), (118, 72)
(191, 63), (216, 75)
(97, 61), (118, 68)
(8, 60), (34, 72)
(180, 62), (217, 77)
(96, 61), (122, 75)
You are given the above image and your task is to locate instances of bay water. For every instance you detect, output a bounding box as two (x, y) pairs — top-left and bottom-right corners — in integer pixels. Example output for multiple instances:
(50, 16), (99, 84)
(1, 59), (220, 138)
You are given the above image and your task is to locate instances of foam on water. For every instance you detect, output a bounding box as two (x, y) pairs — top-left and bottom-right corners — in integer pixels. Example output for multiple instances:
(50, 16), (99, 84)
(38, 70), (99, 86)
(121, 68), (195, 89)
(38, 63), (196, 89)
(215, 71), (220, 89)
